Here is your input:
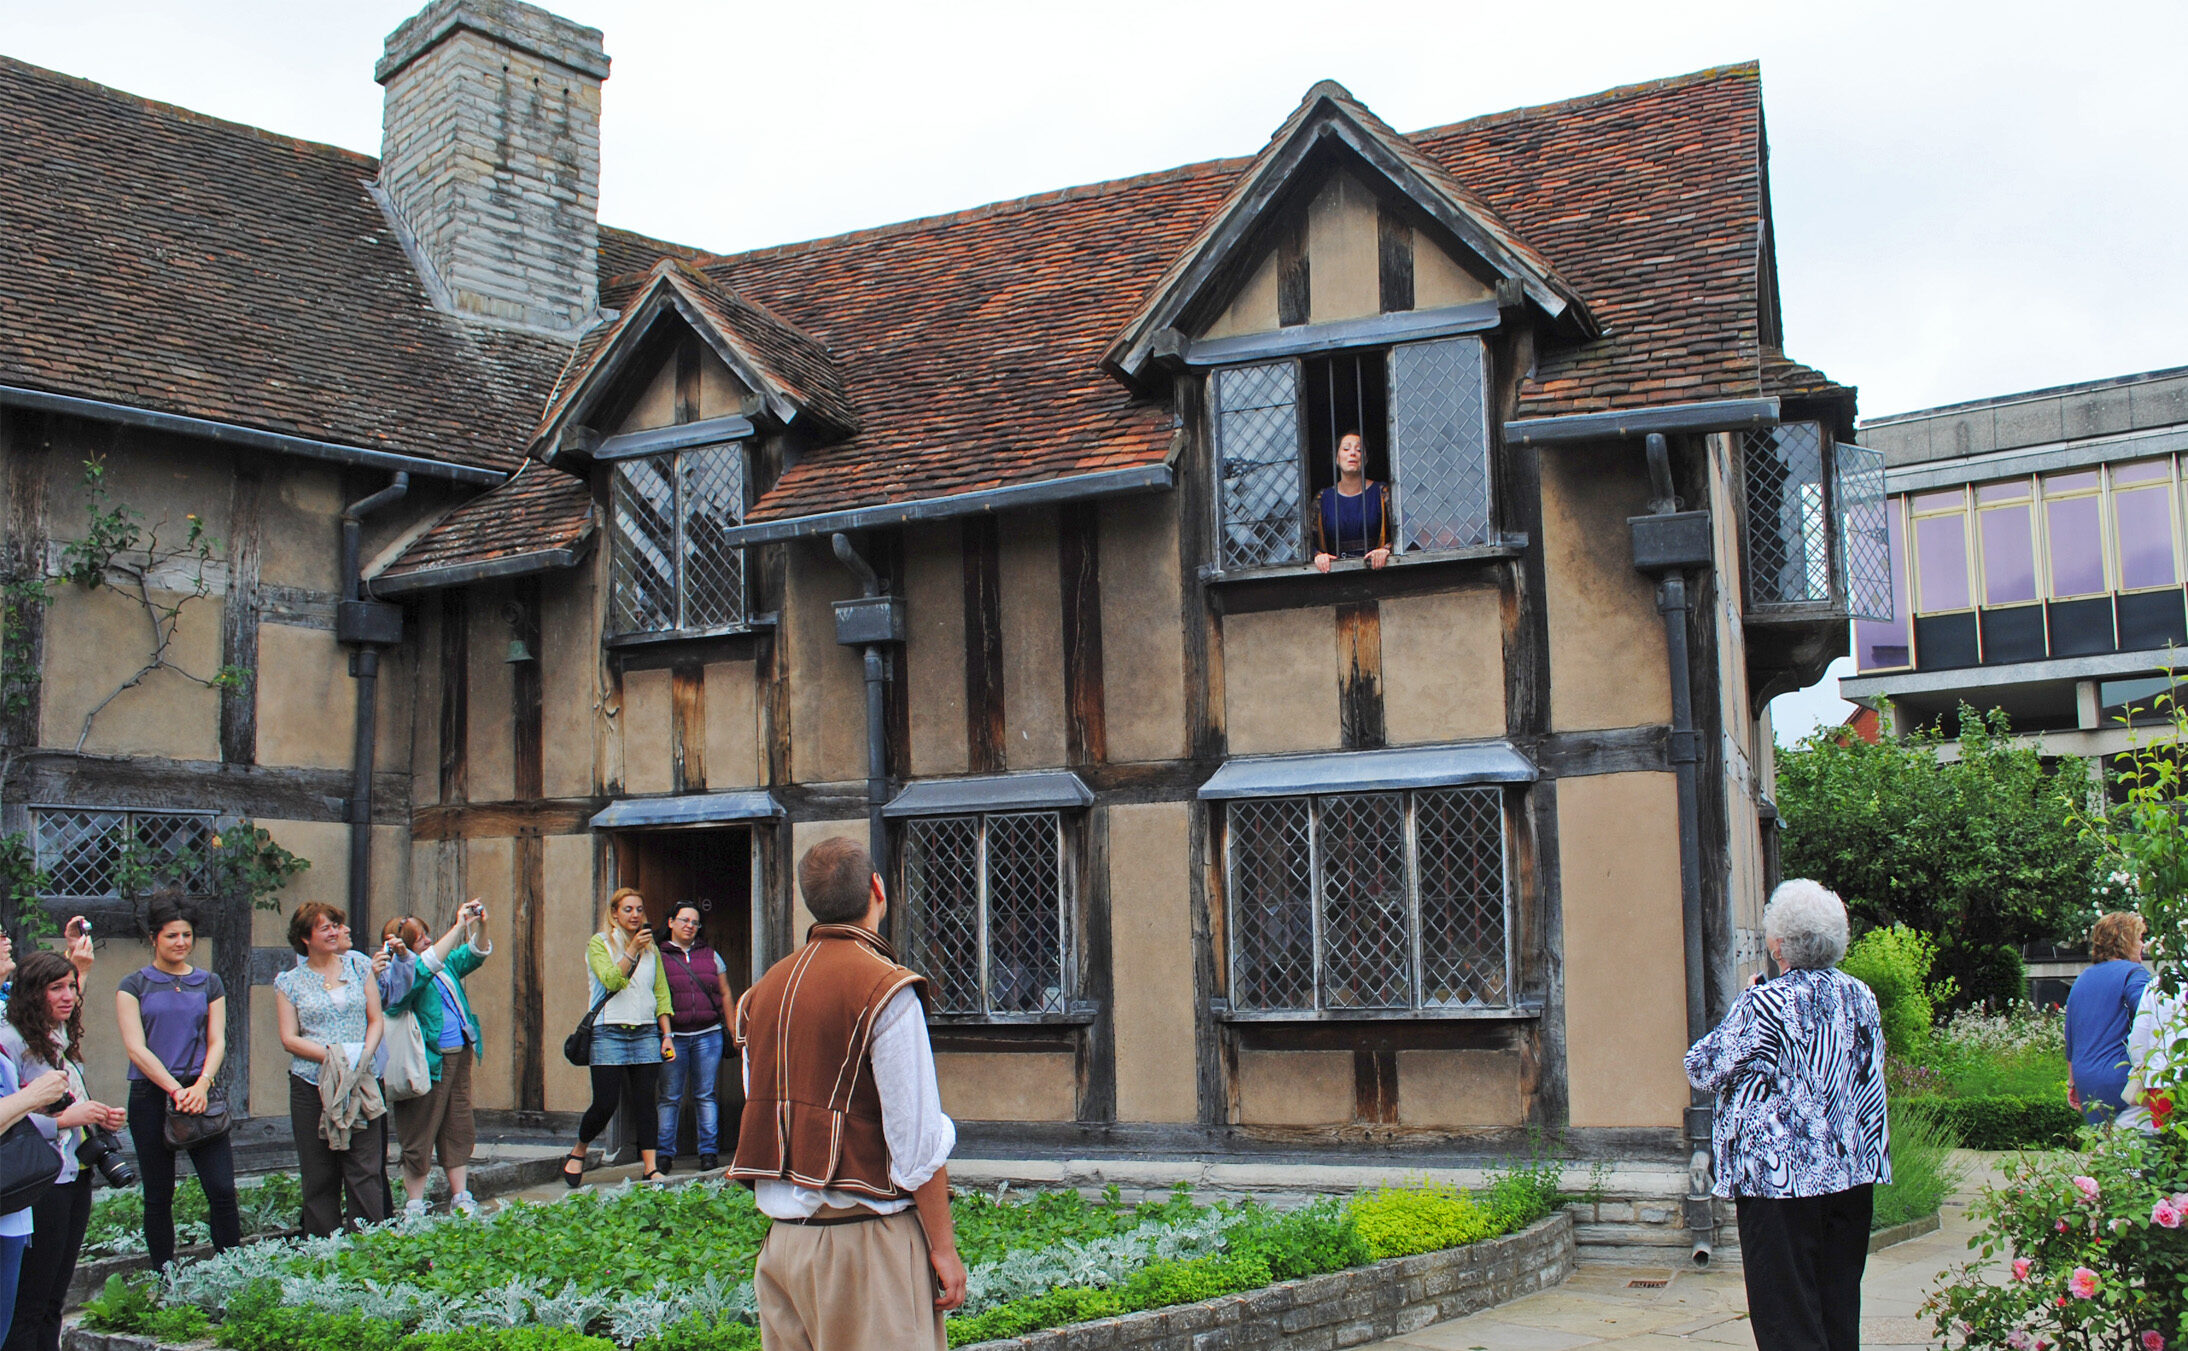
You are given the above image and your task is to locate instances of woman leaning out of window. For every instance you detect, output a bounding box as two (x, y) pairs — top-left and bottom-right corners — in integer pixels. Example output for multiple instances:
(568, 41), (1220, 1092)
(565, 887), (672, 1186)
(384, 900), (491, 1217)
(1, 950), (125, 1351)
(274, 902), (387, 1236)
(115, 891), (240, 1269)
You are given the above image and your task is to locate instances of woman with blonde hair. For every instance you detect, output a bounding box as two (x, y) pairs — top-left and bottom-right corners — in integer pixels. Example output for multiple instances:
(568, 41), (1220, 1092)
(2065, 911), (2152, 1126)
(563, 887), (670, 1186)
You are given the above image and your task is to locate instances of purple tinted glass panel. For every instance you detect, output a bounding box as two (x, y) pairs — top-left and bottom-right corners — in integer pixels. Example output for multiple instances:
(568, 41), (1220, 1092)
(1980, 505), (2036, 604)
(2114, 459), (2173, 485)
(1914, 512), (1970, 612)
(1855, 508), (1911, 671)
(2045, 470), (2100, 494)
(1977, 480), (2031, 504)
(2114, 487), (2177, 589)
(2046, 495), (2105, 596)
(1913, 489), (1966, 514)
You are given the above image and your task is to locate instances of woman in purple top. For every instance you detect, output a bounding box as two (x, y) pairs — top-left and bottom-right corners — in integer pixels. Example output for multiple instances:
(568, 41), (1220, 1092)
(114, 893), (239, 1269)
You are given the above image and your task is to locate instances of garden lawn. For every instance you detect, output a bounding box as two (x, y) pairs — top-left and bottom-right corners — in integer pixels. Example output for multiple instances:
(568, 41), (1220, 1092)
(82, 1165), (1566, 1351)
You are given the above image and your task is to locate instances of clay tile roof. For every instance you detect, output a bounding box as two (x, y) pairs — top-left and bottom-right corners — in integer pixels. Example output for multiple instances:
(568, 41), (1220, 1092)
(374, 460), (593, 591)
(717, 62), (1793, 525)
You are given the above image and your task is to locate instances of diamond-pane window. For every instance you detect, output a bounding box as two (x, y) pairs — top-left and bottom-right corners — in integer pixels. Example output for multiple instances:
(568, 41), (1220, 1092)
(1225, 786), (1511, 1013)
(1837, 441), (1893, 623)
(1744, 422), (1831, 607)
(904, 811), (1070, 1018)
(1214, 363), (1304, 569)
(32, 808), (214, 902)
(1388, 337), (1494, 551)
(610, 443), (746, 636)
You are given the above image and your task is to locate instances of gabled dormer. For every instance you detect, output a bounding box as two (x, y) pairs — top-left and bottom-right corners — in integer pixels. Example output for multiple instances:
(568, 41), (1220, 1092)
(1107, 81), (1596, 574)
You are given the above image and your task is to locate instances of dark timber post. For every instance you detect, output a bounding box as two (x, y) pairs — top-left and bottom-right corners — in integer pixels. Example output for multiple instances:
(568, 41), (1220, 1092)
(1627, 432), (1718, 1267)
(829, 534), (905, 869)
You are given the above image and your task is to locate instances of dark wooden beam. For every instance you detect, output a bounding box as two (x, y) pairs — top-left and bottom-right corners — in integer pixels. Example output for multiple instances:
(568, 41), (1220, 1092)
(1059, 502), (1108, 767)
(438, 590), (469, 804)
(410, 798), (603, 841)
(1276, 215), (1310, 328)
(674, 334), (702, 428)
(513, 831), (546, 1111)
(1353, 1049), (1399, 1124)
(670, 661), (705, 794)
(1235, 1017), (1529, 1053)
(1191, 802), (1228, 1126)
(1377, 203), (1414, 315)
(219, 462), (263, 764)
(1336, 601), (1384, 751)
(1498, 331), (1551, 739)
(1173, 374), (1223, 760)
(3, 750), (405, 824)
(512, 578), (544, 800)
(0, 409), (49, 752)
(962, 516), (1006, 774)
(1532, 725), (1669, 778)
(1208, 555), (1506, 617)
(1527, 779), (1568, 1127)
(1078, 808), (1115, 1123)
(869, 529), (911, 782)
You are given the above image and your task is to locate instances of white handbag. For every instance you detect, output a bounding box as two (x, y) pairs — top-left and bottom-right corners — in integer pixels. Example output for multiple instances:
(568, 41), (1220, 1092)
(383, 1008), (432, 1102)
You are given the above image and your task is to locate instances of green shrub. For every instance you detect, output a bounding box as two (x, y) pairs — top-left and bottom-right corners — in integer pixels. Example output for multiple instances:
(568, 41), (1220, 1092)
(1222, 1197), (1369, 1280)
(1901, 1093), (2082, 1149)
(947, 1286), (1128, 1346)
(79, 1274), (215, 1343)
(1839, 924), (1950, 1058)
(629, 1321), (761, 1351)
(1935, 941), (2028, 1014)
(403, 1333), (620, 1351)
(1346, 1180), (1495, 1261)
(219, 1282), (408, 1351)
(1871, 1100), (1964, 1231)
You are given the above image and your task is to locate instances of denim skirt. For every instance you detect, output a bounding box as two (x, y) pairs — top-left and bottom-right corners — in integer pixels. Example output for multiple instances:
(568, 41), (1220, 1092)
(590, 1024), (663, 1066)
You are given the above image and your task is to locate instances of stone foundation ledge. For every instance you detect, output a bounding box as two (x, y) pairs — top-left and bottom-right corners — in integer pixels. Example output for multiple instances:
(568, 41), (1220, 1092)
(64, 1212), (1575, 1351)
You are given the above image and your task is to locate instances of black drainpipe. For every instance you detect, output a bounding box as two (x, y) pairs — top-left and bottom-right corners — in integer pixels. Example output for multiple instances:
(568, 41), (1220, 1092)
(829, 533), (905, 868)
(1626, 433), (1718, 1267)
(336, 474), (410, 939)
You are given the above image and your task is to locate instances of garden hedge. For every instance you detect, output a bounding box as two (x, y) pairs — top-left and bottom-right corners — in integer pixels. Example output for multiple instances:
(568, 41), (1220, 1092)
(1901, 1094), (2081, 1149)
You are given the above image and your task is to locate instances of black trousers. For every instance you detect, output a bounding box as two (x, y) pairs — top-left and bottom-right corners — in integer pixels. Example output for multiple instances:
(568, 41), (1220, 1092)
(1735, 1185), (1873, 1351)
(125, 1079), (242, 1269)
(288, 1074), (387, 1237)
(4, 1174), (90, 1351)
(577, 1062), (660, 1151)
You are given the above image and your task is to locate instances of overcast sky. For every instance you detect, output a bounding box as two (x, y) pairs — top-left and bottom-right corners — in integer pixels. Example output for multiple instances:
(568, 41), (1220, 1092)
(6, 0), (2184, 742)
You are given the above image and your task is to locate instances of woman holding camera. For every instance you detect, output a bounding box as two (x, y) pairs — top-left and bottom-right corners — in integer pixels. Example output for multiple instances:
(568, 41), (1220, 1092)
(115, 893), (240, 1269)
(565, 888), (671, 1186)
(274, 902), (386, 1236)
(383, 900), (490, 1217)
(1, 950), (126, 1351)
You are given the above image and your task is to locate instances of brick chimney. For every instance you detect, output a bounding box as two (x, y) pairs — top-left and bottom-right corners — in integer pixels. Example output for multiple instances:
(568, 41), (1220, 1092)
(374, 0), (609, 333)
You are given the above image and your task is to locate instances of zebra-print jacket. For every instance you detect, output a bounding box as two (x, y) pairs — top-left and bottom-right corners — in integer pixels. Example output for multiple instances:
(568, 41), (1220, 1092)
(1684, 967), (1891, 1199)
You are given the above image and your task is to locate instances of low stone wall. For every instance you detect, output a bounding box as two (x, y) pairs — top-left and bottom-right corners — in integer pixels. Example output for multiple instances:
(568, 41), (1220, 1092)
(64, 1212), (1574, 1351)
(964, 1211), (1573, 1351)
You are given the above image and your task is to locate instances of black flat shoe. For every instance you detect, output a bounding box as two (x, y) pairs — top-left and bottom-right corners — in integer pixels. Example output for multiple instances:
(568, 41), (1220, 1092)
(562, 1150), (586, 1189)
(642, 1168), (667, 1183)
(698, 1154), (718, 1171)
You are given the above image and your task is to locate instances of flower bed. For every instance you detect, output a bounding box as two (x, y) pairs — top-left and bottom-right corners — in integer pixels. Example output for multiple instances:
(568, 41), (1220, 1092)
(83, 1175), (302, 1260)
(72, 1165), (1567, 1351)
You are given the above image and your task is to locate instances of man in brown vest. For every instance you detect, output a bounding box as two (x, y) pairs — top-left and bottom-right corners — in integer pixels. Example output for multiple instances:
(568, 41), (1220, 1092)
(731, 836), (967, 1350)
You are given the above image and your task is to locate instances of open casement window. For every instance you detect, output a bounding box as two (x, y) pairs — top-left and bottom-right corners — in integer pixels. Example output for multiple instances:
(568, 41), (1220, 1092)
(608, 441), (747, 636)
(1741, 423), (1892, 622)
(903, 811), (1073, 1020)
(31, 807), (215, 902)
(1211, 336), (1495, 571)
(1225, 787), (1511, 1014)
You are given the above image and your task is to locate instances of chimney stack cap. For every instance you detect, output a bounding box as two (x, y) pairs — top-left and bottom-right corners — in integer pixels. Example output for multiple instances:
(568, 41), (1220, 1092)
(377, 0), (609, 86)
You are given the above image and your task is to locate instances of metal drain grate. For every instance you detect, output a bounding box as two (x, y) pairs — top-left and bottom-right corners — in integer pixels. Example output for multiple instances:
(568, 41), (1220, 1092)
(1626, 1278), (1669, 1289)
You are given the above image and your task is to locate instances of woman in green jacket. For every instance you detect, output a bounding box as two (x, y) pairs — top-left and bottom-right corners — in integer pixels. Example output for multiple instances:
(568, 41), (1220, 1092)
(383, 900), (491, 1216)
(564, 887), (672, 1186)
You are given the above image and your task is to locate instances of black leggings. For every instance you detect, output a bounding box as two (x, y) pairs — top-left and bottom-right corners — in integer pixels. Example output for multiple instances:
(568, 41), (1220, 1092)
(126, 1079), (242, 1269)
(577, 1063), (660, 1151)
(5, 1174), (89, 1351)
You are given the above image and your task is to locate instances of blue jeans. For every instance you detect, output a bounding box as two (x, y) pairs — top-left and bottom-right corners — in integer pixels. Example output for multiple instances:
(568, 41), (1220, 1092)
(657, 1026), (724, 1158)
(0, 1232), (25, 1345)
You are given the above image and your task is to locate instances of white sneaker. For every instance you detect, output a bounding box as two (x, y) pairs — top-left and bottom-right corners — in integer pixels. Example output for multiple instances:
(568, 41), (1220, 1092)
(404, 1198), (428, 1219)
(452, 1190), (479, 1217)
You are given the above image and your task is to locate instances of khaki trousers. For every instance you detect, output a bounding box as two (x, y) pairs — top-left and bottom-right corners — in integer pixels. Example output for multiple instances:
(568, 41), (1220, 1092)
(754, 1209), (947, 1351)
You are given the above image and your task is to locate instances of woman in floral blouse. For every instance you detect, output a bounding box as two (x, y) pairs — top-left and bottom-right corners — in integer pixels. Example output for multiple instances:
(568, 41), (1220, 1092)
(273, 902), (386, 1236)
(1685, 879), (1888, 1351)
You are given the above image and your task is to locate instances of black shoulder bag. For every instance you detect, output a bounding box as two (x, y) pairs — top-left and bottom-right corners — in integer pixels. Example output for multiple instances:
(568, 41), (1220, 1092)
(562, 991), (615, 1067)
(0, 1116), (60, 1215)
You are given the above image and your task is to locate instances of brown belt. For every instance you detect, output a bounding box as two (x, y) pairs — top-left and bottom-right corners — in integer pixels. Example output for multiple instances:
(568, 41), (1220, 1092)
(776, 1205), (889, 1227)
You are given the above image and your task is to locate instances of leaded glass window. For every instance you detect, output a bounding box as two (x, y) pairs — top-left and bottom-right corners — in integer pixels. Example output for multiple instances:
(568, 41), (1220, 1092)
(903, 811), (1071, 1018)
(1743, 422), (1831, 607)
(1388, 337), (1494, 550)
(31, 808), (215, 902)
(609, 442), (746, 635)
(1214, 362), (1304, 569)
(1227, 787), (1510, 1014)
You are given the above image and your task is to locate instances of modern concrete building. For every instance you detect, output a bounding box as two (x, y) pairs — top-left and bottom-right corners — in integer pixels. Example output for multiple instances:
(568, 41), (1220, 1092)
(1843, 366), (2188, 759)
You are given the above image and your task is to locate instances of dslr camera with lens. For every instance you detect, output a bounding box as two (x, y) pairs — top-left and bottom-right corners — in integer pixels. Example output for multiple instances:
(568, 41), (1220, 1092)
(76, 1126), (136, 1189)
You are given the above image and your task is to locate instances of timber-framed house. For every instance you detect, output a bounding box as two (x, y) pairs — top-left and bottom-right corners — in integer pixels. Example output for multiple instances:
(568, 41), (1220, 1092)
(0, 0), (1884, 1255)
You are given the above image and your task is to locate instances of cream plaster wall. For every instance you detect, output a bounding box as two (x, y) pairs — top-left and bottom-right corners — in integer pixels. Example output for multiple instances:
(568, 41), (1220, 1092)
(697, 346), (750, 421)
(249, 818), (349, 1116)
(1395, 1049), (1524, 1127)
(543, 834), (600, 1111)
(40, 583), (220, 760)
(999, 511), (1067, 770)
(465, 596), (516, 801)
(702, 660), (760, 790)
(1099, 500), (1186, 763)
(541, 573), (600, 798)
(256, 464), (344, 594)
(619, 362), (677, 434)
(1558, 772), (1688, 1127)
(254, 624), (355, 770)
(1201, 251), (1282, 341)
(1412, 232), (1496, 309)
(620, 667), (674, 796)
(785, 546), (866, 785)
(789, 819), (865, 936)
(1306, 172), (1381, 323)
(1235, 1049), (1353, 1126)
(461, 836), (516, 1111)
(1379, 589), (1505, 744)
(1107, 802), (1196, 1122)
(904, 524), (968, 777)
(1541, 446), (1672, 732)
(1223, 607), (1340, 754)
(934, 1051), (1075, 1121)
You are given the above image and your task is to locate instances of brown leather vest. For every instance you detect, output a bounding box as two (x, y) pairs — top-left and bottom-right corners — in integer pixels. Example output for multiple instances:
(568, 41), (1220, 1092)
(727, 923), (926, 1201)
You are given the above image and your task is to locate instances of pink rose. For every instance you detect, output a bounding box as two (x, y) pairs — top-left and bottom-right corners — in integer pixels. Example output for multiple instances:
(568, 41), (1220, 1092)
(2143, 1333), (2166, 1351)
(2012, 1257), (2033, 1281)
(2156, 1199), (2183, 1230)
(2068, 1267), (2100, 1299)
(2073, 1175), (2101, 1203)
(2008, 1331), (2036, 1351)
(2056, 1219), (2070, 1232)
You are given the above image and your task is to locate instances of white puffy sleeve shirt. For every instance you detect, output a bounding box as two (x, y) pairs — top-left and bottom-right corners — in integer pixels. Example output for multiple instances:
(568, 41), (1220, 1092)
(748, 985), (956, 1218)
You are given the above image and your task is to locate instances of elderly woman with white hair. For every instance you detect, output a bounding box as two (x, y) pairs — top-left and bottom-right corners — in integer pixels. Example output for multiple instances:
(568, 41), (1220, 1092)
(1685, 879), (1889, 1351)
